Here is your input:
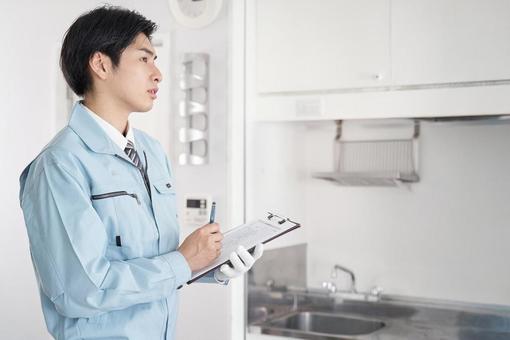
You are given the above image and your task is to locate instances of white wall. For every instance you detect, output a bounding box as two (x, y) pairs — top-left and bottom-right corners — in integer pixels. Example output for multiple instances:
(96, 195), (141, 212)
(247, 119), (510, 306)
(0, 1), (231, 339)
(171, 4), (232, 340)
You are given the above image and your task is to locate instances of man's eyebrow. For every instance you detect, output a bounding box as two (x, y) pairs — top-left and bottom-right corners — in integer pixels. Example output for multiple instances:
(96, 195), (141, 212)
(138, 48), (158, 60)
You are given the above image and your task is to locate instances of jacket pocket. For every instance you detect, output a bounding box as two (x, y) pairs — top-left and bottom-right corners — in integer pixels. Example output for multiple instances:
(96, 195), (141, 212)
(151, 178), (180, 253)
(153, 179), (176, 195)
(91, 191), (141, 205)
(90, 189), (146, 260)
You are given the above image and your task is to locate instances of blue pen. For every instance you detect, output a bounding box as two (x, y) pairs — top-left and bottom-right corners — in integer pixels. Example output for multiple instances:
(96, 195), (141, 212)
(209, 201), (216, 224)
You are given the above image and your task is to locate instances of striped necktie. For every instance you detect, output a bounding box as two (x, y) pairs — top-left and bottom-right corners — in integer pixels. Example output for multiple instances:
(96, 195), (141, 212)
(124, 140), (143, 171)
(124, 140), (151, 197)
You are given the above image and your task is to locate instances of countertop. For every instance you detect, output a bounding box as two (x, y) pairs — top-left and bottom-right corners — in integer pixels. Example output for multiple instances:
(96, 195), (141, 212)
(248, 288), (510, 340)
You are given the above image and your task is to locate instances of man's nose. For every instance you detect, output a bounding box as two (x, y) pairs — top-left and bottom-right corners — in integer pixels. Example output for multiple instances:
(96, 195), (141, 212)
(152, 65), (163, 83)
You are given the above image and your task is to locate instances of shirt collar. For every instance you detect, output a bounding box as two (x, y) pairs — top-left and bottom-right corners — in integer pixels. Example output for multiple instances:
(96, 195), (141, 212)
(79, 101), (135, 150)
(67, 101), (131, 156)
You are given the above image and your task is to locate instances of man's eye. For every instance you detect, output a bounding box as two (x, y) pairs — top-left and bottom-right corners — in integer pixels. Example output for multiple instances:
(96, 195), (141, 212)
(141, 57), (148, 62)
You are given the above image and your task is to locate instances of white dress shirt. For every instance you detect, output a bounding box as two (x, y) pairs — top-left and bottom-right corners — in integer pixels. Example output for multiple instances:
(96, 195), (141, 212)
(79, 101), (135, 151)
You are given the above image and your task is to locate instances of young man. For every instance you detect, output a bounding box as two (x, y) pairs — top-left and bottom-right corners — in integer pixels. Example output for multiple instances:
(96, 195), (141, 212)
(19, 6), (263, 340)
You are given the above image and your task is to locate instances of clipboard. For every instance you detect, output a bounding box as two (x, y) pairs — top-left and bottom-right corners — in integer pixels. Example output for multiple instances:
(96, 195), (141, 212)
(186, 212), (301, 285)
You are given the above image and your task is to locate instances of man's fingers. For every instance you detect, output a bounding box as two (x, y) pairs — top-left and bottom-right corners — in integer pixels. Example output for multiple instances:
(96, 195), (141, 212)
(216, 244), (264, 282)
(220, 264), (237, 278)
(237, 246), (255, 268)
(203, 223), (220, 233)
(253, 243), (264, 260)
(211, 232), (223, 242)
(229, 251), (247, 272)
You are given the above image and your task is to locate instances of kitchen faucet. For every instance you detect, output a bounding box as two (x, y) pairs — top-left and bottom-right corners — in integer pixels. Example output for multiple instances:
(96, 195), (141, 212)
(322, 264), (383, 301)
(331, 264), (357, 293)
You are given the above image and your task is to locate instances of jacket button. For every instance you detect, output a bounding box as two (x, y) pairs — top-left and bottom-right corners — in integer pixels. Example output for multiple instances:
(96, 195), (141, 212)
(166, 183), (171, 188)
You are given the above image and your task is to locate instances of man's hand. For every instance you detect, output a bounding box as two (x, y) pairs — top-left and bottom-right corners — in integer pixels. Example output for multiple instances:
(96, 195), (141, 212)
(178, 223), (223, 272)
(214, 243), (264, 283)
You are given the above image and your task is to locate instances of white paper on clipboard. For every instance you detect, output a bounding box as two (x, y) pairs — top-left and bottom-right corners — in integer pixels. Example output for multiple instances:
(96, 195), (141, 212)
(187, 212), (301, 284)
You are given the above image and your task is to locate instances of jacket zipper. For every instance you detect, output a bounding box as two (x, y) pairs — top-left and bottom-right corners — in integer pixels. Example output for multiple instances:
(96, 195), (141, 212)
(91, 191), (141, 205)
(114, 153), (151, 198)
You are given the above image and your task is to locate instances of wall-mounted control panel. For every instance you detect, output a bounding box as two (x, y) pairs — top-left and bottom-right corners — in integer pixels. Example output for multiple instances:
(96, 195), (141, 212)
(183, 194), (213, 228)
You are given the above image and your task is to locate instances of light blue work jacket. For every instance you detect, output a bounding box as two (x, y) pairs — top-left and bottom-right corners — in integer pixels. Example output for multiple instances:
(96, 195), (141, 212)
(19, 102), (216, 339)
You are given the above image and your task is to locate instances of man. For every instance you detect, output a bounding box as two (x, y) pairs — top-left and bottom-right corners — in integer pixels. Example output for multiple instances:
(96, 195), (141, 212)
(19, 6), (263, 340)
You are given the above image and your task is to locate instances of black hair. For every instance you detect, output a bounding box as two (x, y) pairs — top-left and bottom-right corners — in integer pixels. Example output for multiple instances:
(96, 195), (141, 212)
(60, 5), (158, 96)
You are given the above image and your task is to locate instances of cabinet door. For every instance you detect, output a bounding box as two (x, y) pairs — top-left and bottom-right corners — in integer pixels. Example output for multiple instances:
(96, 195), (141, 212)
(256, 0), (390, 93)
(392, 0), (510, 85)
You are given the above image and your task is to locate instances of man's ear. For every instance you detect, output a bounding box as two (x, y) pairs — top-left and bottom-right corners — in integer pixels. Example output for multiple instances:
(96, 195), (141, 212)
(88, 52), (112, 80)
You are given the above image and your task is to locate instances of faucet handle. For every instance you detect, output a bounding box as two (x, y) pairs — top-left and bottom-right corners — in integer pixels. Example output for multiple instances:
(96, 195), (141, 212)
(265, 279), (275, 289)
(369, 286), (383, 297)
(322, 281), (337, 294)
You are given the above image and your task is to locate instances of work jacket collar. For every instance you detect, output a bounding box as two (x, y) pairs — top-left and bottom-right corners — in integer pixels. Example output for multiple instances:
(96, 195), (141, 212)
(68, 101), (125, 155)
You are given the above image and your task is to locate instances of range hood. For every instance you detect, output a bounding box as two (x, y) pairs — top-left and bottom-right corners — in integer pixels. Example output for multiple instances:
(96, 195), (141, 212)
(312, 120), (420, 187)
(313, 171), (419, 187)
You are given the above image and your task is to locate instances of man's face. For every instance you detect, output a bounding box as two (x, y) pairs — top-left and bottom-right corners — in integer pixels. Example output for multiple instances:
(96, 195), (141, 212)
(109, 33), (162, 113)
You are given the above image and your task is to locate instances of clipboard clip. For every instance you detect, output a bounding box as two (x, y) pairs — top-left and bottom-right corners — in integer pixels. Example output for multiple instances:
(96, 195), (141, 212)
(267, 211), (290, 225)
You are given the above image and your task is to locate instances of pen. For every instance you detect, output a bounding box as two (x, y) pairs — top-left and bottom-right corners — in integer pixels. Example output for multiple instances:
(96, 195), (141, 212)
(209, 201), (216, 224)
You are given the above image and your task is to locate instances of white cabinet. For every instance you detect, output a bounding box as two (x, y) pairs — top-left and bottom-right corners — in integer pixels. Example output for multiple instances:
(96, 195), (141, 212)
(249, 0), (510, 120)
(256, 0), (390, 93)
(391, 0), (510, 85)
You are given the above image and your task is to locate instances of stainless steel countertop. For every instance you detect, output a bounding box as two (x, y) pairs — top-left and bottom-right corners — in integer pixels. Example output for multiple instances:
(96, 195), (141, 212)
(248, 287), (510, 340)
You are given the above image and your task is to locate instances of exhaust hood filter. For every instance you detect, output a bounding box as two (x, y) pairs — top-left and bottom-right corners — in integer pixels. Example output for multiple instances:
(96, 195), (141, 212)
(313, 120), (420, 187)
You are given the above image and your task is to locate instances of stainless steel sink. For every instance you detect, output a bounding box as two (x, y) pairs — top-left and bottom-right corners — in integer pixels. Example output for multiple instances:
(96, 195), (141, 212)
(248, 286), (510, 339)
(264, 311), (385, 338)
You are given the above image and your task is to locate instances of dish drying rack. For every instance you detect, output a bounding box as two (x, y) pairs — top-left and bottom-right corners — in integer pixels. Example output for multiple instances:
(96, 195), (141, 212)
(313, 120), (420, 187)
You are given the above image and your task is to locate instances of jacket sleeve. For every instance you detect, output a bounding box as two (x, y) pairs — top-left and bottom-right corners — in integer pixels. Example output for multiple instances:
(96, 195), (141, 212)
(20, 159), (191, 318)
